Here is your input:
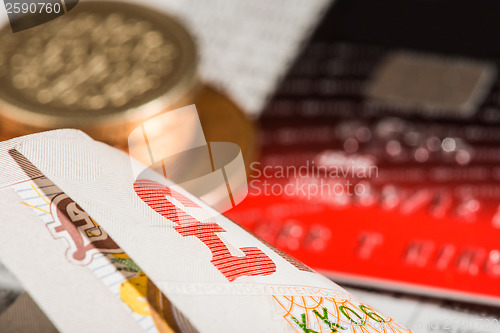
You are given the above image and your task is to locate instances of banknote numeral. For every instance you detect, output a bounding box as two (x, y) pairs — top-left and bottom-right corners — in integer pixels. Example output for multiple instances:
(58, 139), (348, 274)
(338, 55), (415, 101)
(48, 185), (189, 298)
(134, 180), (277, 281)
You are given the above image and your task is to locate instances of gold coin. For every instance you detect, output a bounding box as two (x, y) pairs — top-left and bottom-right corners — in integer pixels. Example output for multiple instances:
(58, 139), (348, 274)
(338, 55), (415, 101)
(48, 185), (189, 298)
(125, 84), (257, 179)
(0, 1), (198, 145)
(129, 85), (257, 212)
(195, 85), (259, 171)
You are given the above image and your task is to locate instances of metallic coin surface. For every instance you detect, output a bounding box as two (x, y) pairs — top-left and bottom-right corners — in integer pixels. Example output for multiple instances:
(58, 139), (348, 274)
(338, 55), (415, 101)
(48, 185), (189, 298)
(0, 1), (198, 144)
(195, 86), (258, 171)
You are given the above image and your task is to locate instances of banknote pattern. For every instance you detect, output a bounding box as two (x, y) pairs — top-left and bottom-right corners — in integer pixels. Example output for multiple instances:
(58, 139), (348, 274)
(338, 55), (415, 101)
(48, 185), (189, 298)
(132, 179), (412, 332)
(273, 295), (410, 333)
(133, 179), (276, 281)
(12, 177), (160, 332)
(2, 129), (412, 332)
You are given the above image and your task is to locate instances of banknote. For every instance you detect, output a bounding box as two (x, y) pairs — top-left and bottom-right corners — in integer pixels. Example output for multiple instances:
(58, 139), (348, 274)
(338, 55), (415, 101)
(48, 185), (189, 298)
(14, 129), (411, 332)
(0, 130), (173, 333)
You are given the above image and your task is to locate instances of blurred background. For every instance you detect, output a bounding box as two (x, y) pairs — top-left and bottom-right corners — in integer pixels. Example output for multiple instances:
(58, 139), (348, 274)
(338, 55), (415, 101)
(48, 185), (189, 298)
(1, 0), (500, 331)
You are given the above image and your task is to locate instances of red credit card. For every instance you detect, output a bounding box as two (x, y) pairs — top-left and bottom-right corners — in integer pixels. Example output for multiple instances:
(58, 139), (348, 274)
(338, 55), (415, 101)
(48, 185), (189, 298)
(226, 176), (500, 305)
(228, 39), (500, 305)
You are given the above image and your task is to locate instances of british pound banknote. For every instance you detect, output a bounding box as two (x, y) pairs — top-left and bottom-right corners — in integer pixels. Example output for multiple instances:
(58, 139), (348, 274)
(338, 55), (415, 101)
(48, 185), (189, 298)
(0, 129), (410, 332)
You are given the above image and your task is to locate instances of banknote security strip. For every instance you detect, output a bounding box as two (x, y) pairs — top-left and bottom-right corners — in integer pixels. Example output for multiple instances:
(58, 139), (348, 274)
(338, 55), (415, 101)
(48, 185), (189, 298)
(0, 130), (412, 332)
